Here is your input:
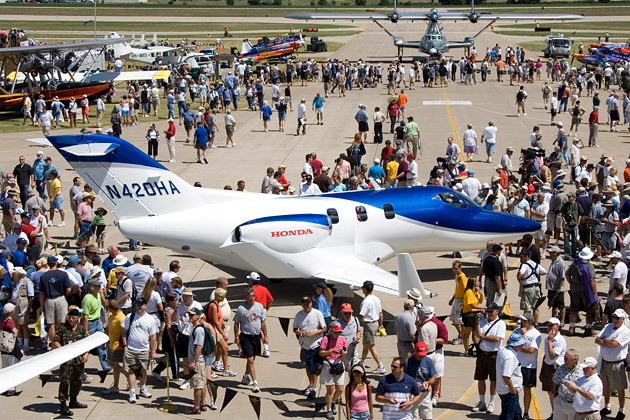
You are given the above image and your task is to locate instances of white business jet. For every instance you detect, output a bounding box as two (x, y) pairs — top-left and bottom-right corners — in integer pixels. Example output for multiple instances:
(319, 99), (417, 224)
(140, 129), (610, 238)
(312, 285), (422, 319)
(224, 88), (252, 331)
(45, 134), (539, 298)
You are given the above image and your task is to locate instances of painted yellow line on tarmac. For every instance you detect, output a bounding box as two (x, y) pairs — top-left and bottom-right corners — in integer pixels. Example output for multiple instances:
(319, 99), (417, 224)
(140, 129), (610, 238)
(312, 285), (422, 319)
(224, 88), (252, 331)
(434, 381), (478, 420)
(441, 86), (465, 161)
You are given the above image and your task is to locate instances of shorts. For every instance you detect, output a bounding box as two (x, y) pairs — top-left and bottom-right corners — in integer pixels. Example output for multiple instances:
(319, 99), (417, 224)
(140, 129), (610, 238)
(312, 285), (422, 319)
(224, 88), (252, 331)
(51, 194), (63, 210)
(44, 296), (68, 325)
(571, 117), (582, 125)
(533, 224), (547, 240)
(226, 125), (234, 136)
(462, 311), (480, 329)
(184, 121), (193, 132)
(610, 109), (620, 122)
(412, 391), (432, 420)
(152, 98), (160, 108)
(358, 121), (369, 133)
(107, 348), (124, 363)
(574, 412), (601, 420)
(547, 290), (565, 309)
(551, 108), (557, 117)
(569, 289), (590, 312)
(239, 333), (261, 359)
(520, 285), (542, 312)
(600, 360), (627, 390)
(474, 350), (497, 381)
(204, 353), (214, 366)
(190, 360), (207, 390)
(315, 108), (323, 114)
(262, 116), (270, 121)
(539, 362), (557, 392)
(123, 348), (150, 371)
(464, 145), (476, 154)
(12, 307), (28, 325)
(176, 334), (190, 360)
(400, 107), (406, 113)
(363, 321), (379, 346)
(485, 142), (496, 154)
(195, 143), (208, 150)
(130, 108), (138, 117)
(121, 109), (130, 117)
(300, 347), (323, 375)
(350, 411), (371, 420)
(320, 361), (345, 386)
(429, 348), (444, 378)
(278, 113), (286, 121)
(521, 367), (537, 388)
(449, 298), (463, 325)
(397, 341), (414, 359)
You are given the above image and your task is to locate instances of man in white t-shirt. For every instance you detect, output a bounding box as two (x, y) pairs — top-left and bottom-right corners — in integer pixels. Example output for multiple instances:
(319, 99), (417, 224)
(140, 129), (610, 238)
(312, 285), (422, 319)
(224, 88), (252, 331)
(496, 333), (526, 419)
(517, 250), (547, 325)
(541, 317), (566, 412)
(121, 298), (158, 404)
(564, 357), (603, 417)
(596, 308), (630, 418)
(608, 251), (628, 295)
(39, 108), (53, 136)
(293, 295), (327, 399)
(358, 280), (385, 375)
(472, 302), (507, 414)
(515, 314), (542, 419)
(480, 121), (498, 163)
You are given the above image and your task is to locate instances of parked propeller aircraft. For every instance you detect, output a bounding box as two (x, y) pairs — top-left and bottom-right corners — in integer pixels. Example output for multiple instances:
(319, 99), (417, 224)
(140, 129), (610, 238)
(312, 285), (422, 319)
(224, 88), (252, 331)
(108, 32), (189, 66)
(287, 0), (583, 58)
(44, 133), (539, 297)
(230, 33), (305, 63)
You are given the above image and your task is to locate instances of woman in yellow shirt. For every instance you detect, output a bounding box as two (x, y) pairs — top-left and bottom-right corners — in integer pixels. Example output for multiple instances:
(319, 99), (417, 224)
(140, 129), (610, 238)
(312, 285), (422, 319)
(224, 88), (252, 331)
(461, 276), (485, 354)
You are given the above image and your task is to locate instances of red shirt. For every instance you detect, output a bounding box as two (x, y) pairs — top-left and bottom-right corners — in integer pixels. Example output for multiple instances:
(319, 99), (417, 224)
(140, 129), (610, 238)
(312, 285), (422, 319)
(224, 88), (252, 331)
(429, 316), (448, 350)
(166, 122), (176, 139)
(252, 284), (273, 309)
(21, 223), (37, 245)
(381, 146), (394, 161)
(589, 110), (598, 125)
(311, 159), (323, 177)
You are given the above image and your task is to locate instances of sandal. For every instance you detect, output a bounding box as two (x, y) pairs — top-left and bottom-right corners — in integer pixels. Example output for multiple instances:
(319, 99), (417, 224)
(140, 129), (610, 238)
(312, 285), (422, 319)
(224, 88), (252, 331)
(184, 407), (201, 415)
(200, 406), (207, 412)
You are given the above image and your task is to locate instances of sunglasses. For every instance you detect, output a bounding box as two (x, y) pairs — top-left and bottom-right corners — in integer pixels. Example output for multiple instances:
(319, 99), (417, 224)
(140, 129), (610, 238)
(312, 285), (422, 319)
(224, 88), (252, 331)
(390, 365), (401, 369)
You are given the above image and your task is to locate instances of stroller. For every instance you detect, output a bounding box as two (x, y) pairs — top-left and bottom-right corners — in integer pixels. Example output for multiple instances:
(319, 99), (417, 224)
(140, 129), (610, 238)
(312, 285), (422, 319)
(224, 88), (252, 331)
(427, 157), (448, 185)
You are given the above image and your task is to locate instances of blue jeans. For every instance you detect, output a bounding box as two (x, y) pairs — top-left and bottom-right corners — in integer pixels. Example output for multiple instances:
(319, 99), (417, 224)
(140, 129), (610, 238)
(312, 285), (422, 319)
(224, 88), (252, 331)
(232, 94), (239, 111)
(35, 180), (46, 199)
(129, 238), (138, 250)
(563, 224), (579, 258)
(498, 392), (522, 420)
(87, 319), (111, 371)
(79, 220), (92, 239)
(19, 184), (29, 208)
(167, 103), (175, 119)
(560, 97), (568, 112)
(390, 115), (396, 133)
(178, 101), (186, 117)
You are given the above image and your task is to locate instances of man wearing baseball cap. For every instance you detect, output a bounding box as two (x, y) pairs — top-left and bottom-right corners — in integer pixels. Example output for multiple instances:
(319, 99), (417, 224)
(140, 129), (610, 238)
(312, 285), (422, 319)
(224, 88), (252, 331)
(121, 297), (158, 403)
(563, 357), (603, 418)
(596, 308), (630, 418)
(608, 251), (628, 296)
(514, 313), (541, 420)
(496, 333), (526, 419)
(293, 295), (327, 399)
(546, 245), (567, 323)
(338, 303), (361, 371)
(394, 299), (417, 359)
(248, 271), (273, 357)
(404, 341), (436, 420)
(541, 317), (567, 412)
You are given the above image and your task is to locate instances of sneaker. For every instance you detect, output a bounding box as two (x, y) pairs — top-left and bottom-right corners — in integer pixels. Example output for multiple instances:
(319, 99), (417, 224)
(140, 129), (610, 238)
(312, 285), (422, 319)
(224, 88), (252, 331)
(614, 412), (625, 420)
(209, 401), (217, 410)
(196, 159), (202, 164)
(432, 395), (439, 407)
(179, 380), (190, 390)
(371, 366), (386, 374)
(212, 361), (224, 372)
(307, 389), (316, 400)
(210, 372), (218, 379)
(102, 386), (119, 395)
(601, 407), (612, 416)
(204, 158), (208, 164)
(129, 390), (136, 404)
(57, 222), (66, 227)
(82, 374), (92, 384)
(263, 350), (270, 358)
(233, 143), (237, 147)
(487, 402), (495, 413)
(303, 385), (314, 395)
(325, 409), (335, 420)
(223, 369), (237, 377)
(523, 113), (527, 116)
(252, 382), (260, 393)
(241, 374), (252, 385)
(331, 403), (337, 415)
(139, 386), (152, 398)
(471, 402), (486, 412)
(523, 414), (530, 420)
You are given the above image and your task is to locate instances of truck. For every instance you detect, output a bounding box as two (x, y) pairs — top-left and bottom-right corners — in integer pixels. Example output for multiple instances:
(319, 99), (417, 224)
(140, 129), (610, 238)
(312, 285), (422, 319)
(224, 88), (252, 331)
(543, 35), (572, 59)
(306, 37), (327, 53)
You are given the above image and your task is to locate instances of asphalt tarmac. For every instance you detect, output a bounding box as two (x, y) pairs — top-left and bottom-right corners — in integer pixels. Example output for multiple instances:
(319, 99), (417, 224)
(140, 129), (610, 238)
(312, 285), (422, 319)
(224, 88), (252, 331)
(1, 16), (628, 420)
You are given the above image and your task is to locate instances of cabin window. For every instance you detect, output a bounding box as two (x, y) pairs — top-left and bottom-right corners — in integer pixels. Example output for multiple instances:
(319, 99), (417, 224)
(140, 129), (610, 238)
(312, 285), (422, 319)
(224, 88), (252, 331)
(327, 208), (339, 224)
(436, 192), (468, 209)
(355, 206), (368, 222)
(383, 204), (395, 219)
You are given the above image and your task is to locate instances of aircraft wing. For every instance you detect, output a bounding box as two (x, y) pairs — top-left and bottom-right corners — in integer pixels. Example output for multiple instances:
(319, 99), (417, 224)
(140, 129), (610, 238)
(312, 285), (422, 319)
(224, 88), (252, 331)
(0, 38), (133, 59)
(473, 13), (583, 21)
(286, 13), (429, 20)
(0, 332), (108, 395)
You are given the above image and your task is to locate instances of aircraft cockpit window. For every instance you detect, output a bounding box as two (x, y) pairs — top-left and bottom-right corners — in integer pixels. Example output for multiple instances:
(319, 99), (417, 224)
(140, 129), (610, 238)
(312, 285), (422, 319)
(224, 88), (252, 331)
(436, 192), (468, 209)
(355, 206), (368, 222)
(383, 204), (395, 219)
(327, 208), (339, 224)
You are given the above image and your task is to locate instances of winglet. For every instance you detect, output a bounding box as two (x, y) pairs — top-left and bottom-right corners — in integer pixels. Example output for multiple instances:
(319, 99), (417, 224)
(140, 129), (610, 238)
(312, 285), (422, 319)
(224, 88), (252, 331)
(396, 253), (437, 299)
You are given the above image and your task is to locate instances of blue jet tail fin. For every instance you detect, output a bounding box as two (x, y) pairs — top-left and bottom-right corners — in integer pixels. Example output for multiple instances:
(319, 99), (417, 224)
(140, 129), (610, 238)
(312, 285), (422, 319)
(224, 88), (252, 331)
(230, 47), (240, 55)
(46, 134), (208, 220)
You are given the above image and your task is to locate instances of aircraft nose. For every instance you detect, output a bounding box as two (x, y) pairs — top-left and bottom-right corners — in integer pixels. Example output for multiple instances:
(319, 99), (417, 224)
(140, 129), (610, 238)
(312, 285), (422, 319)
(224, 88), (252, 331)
(474, 209), (541, 234)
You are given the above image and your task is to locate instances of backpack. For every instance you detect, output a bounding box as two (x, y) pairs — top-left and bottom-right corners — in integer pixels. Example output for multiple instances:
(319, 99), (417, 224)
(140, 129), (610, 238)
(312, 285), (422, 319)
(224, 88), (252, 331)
(193, 325), (216, 356)
(117, 276), (137, 303)
(543, 85), (550, 95)
(133, 99), (140, 110)
(573, 105), (580, 117)
(516, 90), (525, 101)
(277, 102), (287, 113)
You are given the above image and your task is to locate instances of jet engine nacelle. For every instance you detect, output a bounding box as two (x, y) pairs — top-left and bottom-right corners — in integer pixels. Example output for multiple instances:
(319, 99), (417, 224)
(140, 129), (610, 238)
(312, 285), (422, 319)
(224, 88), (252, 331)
(234, 214), (331, 254)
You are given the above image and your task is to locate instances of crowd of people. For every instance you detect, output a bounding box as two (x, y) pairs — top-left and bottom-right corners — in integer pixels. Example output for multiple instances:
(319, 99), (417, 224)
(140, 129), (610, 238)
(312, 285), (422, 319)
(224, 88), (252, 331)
(5, 34), (630, 420)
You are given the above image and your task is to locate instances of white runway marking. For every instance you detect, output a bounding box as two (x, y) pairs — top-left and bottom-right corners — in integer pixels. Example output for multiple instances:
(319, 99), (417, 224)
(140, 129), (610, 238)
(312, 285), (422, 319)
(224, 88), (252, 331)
(423, 100), (473, 105)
